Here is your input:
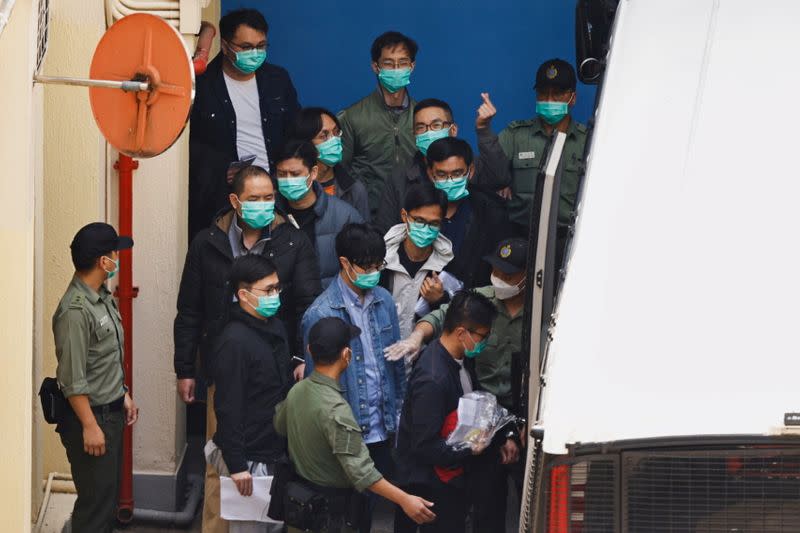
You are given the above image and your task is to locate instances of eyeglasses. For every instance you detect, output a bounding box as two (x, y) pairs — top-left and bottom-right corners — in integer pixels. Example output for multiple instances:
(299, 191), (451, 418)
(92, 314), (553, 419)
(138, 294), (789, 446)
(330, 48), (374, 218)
(407, 214), (442, 229)
(467, 329), (490, 342)
(228, 40), (269, 53)
(413, 120), (453, 135)
(250, 284), (281, 297)
(432, 171), (469, 181)
(378, 59), (412, 69)
(352, 259), (387, 274)
(315, 128), (342, 142)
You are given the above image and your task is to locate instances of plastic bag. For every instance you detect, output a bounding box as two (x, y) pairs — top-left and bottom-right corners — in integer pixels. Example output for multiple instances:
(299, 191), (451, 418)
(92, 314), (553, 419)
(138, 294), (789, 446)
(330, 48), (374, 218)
(445, 392), (517, 451)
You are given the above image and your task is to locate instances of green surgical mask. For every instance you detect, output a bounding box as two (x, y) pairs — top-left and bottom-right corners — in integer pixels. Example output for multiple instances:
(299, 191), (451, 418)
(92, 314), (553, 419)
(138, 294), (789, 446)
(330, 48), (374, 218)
(239, 200), (275, 229)
(433, 176), (470, 202)
(246, 291), (281, 318)
(415, 128), (450, 156)
(278, 176), (311, 201)
(317, 136), (343, 166)
(103, 256), (119, 280)
(463, 331), (488, 359)
(346, 262), (381, 290)
(378, 67), (412, 93)
(233, 49), (267, 74)
(536, 100), (569, 125)
(407, 221), (440, 248)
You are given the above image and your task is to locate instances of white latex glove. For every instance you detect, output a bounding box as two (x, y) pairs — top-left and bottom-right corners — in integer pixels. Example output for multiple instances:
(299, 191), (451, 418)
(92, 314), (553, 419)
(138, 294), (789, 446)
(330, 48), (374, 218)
(384, 330), (424, 362)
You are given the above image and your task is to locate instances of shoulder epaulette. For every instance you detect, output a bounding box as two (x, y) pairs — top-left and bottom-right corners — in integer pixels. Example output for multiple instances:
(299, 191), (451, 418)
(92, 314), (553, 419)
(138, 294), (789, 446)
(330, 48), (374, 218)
(507, 119), (536, 129)
(68, 293), (86, 310)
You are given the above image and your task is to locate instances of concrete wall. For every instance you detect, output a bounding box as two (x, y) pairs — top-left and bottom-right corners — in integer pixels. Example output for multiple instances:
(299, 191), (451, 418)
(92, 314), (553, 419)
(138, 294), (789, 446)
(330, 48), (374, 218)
(0, 1), (39, 530)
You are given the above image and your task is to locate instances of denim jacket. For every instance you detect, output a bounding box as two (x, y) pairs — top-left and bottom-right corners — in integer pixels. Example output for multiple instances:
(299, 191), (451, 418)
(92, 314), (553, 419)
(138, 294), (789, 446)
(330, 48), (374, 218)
(302, 276), (405, 435)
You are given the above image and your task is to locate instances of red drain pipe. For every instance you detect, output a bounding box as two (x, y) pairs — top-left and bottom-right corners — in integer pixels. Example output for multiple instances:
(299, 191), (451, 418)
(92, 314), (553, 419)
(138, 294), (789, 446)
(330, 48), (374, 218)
(114, 154), (139, 523)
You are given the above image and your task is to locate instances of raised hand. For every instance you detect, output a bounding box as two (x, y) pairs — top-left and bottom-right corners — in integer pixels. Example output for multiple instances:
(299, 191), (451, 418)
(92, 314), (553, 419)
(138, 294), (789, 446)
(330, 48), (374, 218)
(476, 92), (497, 130)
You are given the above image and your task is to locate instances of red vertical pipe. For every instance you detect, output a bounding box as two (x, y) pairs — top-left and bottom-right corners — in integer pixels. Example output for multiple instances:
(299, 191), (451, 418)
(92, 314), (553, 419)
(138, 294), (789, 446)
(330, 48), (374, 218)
(115, 154), (138, 523)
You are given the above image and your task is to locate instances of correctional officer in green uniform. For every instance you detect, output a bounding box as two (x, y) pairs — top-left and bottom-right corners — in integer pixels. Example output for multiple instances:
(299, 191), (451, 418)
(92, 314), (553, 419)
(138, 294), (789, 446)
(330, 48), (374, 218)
(476, 59), (588, 242)
(274, 317), (435, 532)
(53, 222), (139, 533)
(384, 238), (529, 532)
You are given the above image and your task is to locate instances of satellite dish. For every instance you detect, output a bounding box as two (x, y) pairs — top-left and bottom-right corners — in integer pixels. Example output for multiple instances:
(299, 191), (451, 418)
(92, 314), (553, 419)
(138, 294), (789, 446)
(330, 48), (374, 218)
(35, 13), (194, 158)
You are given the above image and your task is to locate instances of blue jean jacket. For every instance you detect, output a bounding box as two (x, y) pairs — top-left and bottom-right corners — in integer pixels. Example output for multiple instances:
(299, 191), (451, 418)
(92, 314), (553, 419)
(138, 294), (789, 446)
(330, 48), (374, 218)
(302, 277), (405, 436)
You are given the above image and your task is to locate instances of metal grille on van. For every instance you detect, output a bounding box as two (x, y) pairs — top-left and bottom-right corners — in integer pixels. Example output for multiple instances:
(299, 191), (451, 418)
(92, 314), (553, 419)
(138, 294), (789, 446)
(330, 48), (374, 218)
(624, 449), (800, 532)
(545, 458), (617, 532)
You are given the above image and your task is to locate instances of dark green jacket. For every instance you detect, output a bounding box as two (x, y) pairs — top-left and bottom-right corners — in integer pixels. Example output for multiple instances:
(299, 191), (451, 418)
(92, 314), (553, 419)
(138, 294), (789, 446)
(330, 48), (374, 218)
(338, 89), (417, 215)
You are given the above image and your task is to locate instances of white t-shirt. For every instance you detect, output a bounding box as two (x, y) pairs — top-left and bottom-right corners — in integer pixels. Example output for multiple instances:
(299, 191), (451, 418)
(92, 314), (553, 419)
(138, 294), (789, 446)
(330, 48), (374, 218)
(223, 73), (270, 172)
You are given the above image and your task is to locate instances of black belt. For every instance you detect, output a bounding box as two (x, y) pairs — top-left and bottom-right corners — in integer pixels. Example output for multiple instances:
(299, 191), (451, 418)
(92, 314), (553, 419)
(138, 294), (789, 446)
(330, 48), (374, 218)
(90, 396), (124, 415)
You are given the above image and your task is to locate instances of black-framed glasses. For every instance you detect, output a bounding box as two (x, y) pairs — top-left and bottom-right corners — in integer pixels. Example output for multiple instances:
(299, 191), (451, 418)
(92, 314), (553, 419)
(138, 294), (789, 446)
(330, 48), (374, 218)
(407, 214), (442, 229)
(352, 259), (387, 274)
(250, 284), (281, 297)
(228, 40), (269, 53)
(315, 128), (343, 142)
(378, 59), (412, 69)
(413, 120), (453, 135)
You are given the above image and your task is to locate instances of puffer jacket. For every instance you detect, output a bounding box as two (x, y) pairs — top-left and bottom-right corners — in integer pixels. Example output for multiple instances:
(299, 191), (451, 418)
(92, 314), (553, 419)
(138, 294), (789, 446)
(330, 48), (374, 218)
(381, 224), (454, 338)
(282, 182), (363, 288)
(173, 209), (322, 379)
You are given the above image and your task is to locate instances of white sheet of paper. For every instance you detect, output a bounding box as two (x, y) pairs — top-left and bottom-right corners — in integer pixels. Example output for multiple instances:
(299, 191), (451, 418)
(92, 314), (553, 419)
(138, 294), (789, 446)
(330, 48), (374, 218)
(220, 475), (281, 523)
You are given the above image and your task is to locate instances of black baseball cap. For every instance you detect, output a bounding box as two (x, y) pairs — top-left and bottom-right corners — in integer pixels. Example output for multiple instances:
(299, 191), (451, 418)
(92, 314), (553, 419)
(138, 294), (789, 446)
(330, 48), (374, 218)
(534, 58), (577, 91)
(483, 238), (528, 274)
(308, 317), (361, 361)
(70, 222), (133, 262)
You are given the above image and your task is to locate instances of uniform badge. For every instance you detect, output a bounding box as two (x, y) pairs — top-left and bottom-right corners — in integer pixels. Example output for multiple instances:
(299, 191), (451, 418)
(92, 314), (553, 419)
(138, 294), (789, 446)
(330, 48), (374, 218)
(546, 65), (558, 79)
(518, 151), (536, 160)
(500, 245), (512, 258)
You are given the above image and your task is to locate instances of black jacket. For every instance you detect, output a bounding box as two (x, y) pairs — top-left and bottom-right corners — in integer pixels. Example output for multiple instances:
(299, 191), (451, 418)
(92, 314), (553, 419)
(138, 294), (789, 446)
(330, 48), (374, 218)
(395, 340), (475, 487)
(211, 306), (291, 473)
(173, 209), (321, 379)
(189, 54), (300, 239)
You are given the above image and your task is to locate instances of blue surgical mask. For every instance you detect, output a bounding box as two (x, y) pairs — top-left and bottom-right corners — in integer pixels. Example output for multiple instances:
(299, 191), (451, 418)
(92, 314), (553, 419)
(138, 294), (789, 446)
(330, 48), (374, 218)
(246, 291), (281, 318)
(463, 331), (488, 359)
(232, 49), (267, 74)
(239, 200), (275, 229)
(433, 176), (470, 202)
(536, 101), (569, 125)
(346, 262), (382, 290)
(317, 136), (343, 166)
(407, 221), (440, 248)
(378, 67), (412, 93)
(415, 128), (450, 156)
(103, 256), (119, 280)
(278, 176), (311, 202)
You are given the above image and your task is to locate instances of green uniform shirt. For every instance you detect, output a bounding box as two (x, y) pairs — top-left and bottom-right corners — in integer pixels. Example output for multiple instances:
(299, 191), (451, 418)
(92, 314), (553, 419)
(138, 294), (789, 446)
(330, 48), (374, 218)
(338, 89), (417, 213)
(274, 371), (383, 492)
(53, 276), (125, 405)
(419, 286), (523, 409)
(498, 116), (588, 228)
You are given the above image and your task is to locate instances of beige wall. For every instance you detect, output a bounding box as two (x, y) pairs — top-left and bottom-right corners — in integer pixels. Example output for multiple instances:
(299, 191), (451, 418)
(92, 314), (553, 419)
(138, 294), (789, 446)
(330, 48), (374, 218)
(0, 1), (39, 531)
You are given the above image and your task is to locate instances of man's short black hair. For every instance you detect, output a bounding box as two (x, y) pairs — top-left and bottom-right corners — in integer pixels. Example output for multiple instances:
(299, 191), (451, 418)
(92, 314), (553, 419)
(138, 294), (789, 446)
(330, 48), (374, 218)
(335, 223), (386, 268)
(287, 107), (340, 143)
(371, 31), (418, 63)
(426, 137), (474, 168)
(274, 140), (318, 172)
(232, 165), (270, 196)
(220, 8), (269, 42)
(71, 249), (113, 272)
(228, 254), (277, 296)
(413, 98), (454, 122)
(443, 290), (498, 333)
(403, 181), (447, 217)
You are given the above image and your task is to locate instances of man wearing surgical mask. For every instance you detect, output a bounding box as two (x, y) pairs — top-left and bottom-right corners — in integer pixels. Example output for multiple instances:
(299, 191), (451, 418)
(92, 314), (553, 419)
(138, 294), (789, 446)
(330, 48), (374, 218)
(189, 8), (300, 241)
(475, 59), (588, 253)
(338, 31), (419, 218)
(424, 137), (511, 289)
(274, 140), (363, 288)
(175, 165), (320, 533)
(385, 237), (530, 533)
(374, 97), (511, 235)
(301, 223), (406, 533)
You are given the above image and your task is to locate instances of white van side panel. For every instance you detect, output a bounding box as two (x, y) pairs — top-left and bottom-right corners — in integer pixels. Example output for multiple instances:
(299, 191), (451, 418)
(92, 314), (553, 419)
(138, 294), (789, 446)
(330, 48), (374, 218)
(542, 0), (800, 454)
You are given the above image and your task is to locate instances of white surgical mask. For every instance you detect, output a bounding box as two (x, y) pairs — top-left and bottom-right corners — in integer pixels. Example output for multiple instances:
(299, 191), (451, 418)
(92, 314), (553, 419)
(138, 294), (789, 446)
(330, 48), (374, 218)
(491, 273), (525, 300)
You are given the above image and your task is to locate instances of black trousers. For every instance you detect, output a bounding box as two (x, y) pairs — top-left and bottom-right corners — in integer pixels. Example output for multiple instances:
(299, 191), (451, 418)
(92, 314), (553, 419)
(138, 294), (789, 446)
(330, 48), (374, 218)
(359, 440), (395, 533)
(58, 406), (124, 533)
(470, 450), (525, 533)
(393, 480), (468, 533)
